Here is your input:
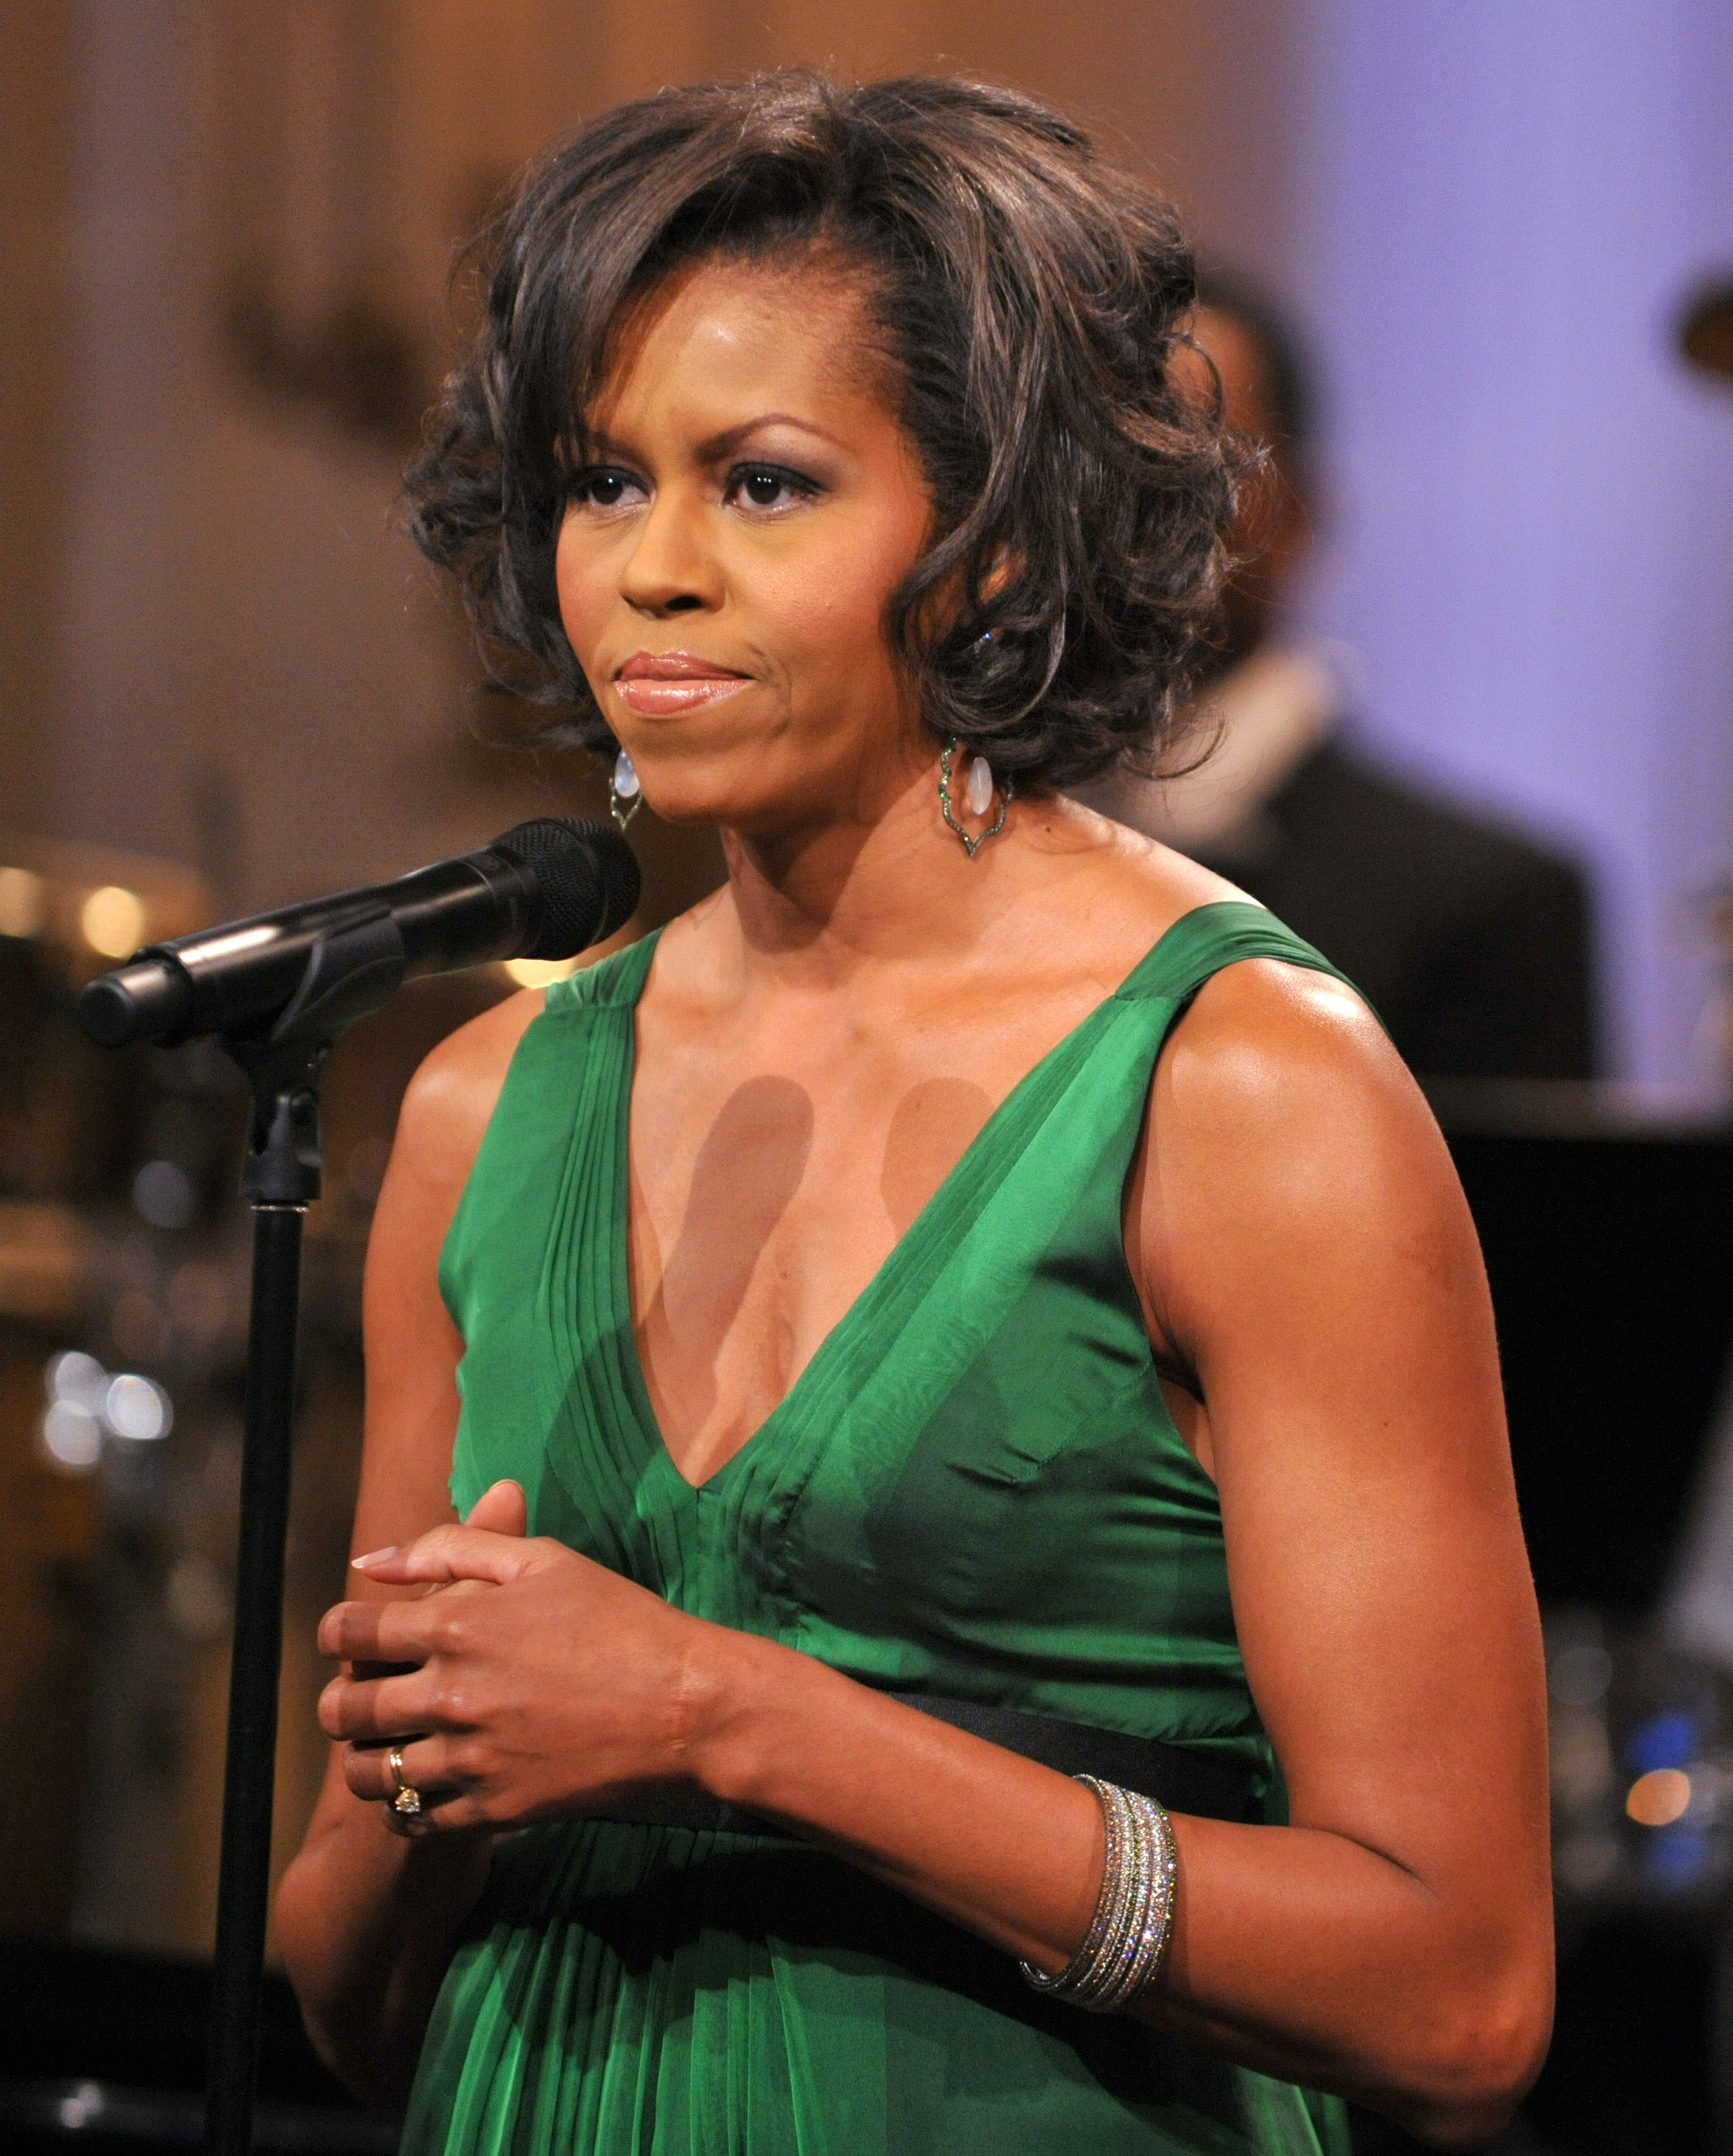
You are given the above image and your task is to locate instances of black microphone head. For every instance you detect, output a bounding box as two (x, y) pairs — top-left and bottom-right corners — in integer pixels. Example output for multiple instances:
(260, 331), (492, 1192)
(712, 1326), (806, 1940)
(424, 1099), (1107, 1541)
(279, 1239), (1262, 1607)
(78, 955), (195, 1049)
(489, 817), (641, 959)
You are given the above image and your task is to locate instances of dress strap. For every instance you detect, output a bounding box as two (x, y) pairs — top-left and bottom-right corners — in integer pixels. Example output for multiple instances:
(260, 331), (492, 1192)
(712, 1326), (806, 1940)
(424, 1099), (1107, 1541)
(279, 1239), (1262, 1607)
(1115, 900), (1349, 1008)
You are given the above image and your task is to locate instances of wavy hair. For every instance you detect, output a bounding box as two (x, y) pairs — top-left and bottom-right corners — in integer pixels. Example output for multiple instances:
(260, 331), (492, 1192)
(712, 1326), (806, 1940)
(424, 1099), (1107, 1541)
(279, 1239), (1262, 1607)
(405, 70), (1249, 791)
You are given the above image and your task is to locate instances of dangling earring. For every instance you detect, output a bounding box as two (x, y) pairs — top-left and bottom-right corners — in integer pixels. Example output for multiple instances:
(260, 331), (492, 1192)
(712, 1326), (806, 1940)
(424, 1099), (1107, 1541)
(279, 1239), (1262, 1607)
(610, 747), (642, 832)
(938, 737), (1012, 857)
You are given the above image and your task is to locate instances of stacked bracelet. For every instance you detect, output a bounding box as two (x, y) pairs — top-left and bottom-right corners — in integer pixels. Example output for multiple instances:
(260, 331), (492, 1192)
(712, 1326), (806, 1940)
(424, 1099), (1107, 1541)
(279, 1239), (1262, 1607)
(1020, 1775), (1177, 2012)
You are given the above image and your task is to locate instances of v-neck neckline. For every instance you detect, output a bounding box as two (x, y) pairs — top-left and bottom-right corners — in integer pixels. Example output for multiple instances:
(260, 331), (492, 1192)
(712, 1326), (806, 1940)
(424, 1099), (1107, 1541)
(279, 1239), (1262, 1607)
(607, 902), (1249, 1497)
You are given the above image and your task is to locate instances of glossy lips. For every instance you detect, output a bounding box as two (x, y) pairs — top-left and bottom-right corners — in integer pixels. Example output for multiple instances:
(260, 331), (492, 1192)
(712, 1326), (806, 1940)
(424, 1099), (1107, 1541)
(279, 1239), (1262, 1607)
(614, 650), (751, 715)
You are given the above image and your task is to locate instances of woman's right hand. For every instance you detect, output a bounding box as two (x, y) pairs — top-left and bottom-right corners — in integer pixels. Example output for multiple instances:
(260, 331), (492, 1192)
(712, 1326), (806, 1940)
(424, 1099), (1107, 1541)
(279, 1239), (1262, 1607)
(343, 1477), (526, 1836)
(317, 1477), (750, 1836)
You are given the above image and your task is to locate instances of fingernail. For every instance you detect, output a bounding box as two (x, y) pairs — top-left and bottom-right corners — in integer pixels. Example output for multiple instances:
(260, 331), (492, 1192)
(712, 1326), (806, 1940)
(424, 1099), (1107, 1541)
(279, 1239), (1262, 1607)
(351, 1546), (397, 1568)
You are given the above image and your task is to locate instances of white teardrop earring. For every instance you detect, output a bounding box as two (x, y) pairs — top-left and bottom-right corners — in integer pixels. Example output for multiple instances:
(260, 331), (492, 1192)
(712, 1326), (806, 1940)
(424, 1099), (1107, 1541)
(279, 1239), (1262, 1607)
(938, 737), (1012, 857)
(610, 747), (642, 832)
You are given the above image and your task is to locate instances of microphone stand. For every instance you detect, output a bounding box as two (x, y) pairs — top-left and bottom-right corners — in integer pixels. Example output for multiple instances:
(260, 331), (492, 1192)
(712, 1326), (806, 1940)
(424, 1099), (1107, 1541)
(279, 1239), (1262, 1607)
(201, 911), (406, 2156)
(75, 823), (639, 2154)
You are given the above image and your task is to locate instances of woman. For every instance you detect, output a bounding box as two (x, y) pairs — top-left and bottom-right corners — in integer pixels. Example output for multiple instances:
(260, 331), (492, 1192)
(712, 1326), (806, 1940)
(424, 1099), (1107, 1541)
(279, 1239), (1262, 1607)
(277, 71), (1551, 2155)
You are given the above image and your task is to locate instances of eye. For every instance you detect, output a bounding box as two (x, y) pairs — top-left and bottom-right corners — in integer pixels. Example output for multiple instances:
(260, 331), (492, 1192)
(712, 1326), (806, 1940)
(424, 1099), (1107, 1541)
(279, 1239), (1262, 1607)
(724, 464), (818, 515)
(569, 466), (647, 512)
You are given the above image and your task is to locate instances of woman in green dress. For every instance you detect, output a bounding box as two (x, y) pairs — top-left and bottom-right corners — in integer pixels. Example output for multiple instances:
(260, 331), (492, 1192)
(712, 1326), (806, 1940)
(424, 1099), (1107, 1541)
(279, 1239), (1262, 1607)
(277, 71), (1552, 2154)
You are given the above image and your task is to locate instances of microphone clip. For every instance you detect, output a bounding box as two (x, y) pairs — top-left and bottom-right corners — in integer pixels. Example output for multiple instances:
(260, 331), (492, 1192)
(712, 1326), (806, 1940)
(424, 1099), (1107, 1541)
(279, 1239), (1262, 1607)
(223, 902), (406, 1207)
(231, 1045), (327, 1207)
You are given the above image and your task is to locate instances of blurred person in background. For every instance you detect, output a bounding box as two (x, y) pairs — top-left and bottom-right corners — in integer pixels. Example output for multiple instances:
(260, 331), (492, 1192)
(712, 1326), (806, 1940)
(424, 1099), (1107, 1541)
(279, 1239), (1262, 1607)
(1083, 270), (1599, 1084)
(274, 73), (1551, 2156)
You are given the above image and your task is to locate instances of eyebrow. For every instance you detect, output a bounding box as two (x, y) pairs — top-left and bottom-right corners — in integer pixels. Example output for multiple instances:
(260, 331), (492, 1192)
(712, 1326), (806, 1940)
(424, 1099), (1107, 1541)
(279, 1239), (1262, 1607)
(586, 413), (849, 463)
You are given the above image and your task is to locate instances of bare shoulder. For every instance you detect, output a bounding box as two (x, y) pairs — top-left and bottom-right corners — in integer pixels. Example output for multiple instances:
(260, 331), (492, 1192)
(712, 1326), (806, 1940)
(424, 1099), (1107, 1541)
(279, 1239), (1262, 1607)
(389, 985), (546, 1201)
(1155, 951), (1431, 1166)
(1024, 805), (1418, 1151)
(1130, 945), (1482, 1372)
(359, 985), (544, 1468)
(358, 985), (549, 1348)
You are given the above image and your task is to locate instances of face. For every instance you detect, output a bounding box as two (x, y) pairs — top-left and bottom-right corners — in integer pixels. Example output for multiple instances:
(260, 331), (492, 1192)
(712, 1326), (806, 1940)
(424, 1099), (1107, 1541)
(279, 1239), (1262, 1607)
(555, 254), (934, 837)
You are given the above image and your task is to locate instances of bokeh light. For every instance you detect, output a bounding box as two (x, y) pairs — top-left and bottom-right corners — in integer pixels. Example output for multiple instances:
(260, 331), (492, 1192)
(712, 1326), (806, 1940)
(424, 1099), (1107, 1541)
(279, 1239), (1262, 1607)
(131, 1158), (197, 1231)
(503, 955), (582, 988)
(1626, 1767), (1693, 1828)
(0, 864), (45, 938)
(37, 1351), (175, 1468)
(103, 1373), (172, 1443)
(79, 884), (144, 958)
(41, 1401), (103, 1470)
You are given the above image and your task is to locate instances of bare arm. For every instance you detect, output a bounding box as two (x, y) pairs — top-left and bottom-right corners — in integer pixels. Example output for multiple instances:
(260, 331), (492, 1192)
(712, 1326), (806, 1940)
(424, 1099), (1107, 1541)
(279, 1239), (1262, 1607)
(318, 962), (1551, 2143)
(1120, 961), (1552, 2129)
(273, 989), (541, 2102)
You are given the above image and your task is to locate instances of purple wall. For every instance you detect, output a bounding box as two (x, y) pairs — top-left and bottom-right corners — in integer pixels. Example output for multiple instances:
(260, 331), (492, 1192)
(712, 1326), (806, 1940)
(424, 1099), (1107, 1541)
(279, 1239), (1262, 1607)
(1291, 0), (1733, 1083)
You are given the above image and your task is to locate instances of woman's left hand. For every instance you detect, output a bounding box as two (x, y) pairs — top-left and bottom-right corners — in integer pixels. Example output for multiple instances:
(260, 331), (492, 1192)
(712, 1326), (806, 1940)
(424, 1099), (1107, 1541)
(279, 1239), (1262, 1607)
(317, 1479), (721, 1833)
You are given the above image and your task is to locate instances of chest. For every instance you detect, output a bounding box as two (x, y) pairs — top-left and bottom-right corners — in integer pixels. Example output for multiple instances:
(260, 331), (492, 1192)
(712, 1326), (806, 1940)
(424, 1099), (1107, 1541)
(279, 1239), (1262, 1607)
(623, 978), (1119, 1483)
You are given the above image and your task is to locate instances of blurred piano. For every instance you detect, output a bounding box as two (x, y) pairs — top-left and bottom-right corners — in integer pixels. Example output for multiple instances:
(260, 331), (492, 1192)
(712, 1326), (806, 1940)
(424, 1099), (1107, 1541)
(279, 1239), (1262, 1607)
(1433, 1078), (1733, 1616)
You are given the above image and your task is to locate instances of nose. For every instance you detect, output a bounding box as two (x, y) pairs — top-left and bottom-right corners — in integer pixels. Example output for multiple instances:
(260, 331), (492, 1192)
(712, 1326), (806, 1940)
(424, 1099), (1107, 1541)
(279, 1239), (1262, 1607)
(619, 488), (722, 619)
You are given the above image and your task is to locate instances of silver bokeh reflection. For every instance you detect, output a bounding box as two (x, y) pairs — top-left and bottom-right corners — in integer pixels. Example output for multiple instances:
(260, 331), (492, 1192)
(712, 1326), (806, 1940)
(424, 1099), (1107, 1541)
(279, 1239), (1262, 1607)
(40, 1350), (172, 1470)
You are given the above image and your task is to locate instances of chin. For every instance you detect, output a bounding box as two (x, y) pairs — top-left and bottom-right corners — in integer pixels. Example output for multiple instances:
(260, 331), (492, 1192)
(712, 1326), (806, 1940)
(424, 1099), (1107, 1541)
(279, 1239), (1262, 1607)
(634, 792), (729, 830)
(629, 771), (768, 830)
(629, 750), (818, 836)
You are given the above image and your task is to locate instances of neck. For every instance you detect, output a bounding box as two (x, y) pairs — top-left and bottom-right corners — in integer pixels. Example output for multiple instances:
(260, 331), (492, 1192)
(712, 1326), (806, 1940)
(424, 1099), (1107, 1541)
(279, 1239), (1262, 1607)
(711, 751), (1038, 987)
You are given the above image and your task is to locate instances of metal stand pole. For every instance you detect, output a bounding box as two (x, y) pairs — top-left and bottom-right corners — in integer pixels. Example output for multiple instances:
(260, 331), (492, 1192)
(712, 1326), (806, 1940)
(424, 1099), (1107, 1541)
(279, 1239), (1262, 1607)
(204, 1203), (305, 2156)
(203, 1057), (327, 2156)
(75, 892), (535, 2153)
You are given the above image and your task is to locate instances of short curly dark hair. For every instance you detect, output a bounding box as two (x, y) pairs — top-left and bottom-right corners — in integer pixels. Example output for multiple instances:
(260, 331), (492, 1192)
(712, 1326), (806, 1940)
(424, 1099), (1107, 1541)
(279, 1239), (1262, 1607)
(405, 69), (1248, 791)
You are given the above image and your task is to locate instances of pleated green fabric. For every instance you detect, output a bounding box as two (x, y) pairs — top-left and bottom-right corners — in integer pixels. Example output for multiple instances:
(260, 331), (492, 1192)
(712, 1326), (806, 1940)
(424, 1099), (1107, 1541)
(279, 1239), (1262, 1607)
(408, 900), (1353, 2156)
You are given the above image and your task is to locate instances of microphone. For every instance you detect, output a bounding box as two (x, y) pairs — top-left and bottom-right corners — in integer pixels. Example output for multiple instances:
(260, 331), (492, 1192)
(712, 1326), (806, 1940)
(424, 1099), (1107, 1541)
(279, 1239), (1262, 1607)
(78, 817), (641, 1051)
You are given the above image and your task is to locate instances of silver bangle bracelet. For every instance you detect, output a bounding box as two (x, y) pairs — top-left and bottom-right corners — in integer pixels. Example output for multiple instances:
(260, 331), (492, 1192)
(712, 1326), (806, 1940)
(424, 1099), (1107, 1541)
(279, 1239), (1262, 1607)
(1020, 1774), (1177, 2013)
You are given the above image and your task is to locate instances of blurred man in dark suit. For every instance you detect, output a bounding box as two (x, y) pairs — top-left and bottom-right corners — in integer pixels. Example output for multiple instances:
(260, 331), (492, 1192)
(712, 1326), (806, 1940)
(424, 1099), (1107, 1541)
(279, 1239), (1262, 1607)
(1082, 271), (1598, 1081)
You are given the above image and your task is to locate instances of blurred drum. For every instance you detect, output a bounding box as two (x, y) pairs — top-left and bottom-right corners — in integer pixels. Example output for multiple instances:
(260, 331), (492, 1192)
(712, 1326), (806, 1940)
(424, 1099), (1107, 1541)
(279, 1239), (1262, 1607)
(0, 826), (670, 1959)
(0, 831), (212, 1212)
(0, 834), (213, 1935)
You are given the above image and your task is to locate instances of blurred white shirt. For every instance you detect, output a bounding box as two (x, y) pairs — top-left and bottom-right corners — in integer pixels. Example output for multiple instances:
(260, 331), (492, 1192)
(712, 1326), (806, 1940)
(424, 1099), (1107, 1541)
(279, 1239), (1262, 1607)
(1078, 642), (1339, 862)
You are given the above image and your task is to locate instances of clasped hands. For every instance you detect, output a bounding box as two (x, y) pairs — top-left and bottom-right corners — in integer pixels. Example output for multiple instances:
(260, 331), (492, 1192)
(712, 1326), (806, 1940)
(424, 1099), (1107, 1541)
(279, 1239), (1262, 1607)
(318, 1479), (723, 1835)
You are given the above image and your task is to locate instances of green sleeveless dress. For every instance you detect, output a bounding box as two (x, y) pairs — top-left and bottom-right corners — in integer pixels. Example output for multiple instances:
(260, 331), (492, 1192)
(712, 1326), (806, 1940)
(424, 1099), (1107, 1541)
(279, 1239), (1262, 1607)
(407, 900), (1352, 2156)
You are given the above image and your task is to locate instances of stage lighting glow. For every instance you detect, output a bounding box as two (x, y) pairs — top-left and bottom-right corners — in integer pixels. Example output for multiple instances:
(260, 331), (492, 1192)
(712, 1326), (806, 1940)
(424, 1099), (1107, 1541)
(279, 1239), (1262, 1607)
(57, 2084), (105, 2131)
(1626, 1767), (1692, 1827)
(0, 865), (44, 937)
(503, 955), (581, 987)
(80, 883), (144, 957)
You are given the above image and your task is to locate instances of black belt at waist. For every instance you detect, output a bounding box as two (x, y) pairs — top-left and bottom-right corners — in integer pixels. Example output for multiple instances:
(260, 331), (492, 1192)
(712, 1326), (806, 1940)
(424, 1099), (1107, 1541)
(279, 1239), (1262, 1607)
(593, 1692), (1261, 1837)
